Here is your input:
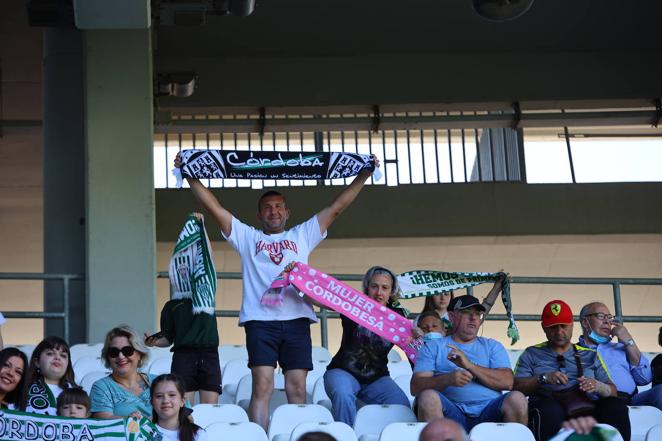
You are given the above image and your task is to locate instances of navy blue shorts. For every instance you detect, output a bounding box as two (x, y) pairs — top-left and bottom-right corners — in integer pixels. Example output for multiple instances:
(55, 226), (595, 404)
(171, 347), (222, 394)
(244, 318), (313, 371)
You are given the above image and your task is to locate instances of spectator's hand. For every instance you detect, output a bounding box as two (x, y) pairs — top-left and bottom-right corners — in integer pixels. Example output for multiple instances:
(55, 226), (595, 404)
(174, 153), (183, 168)
(412, 326), (424, 339)
(143, 332), (156, 347)
(447, 344), (473, 370)
(129, 411), (143, 420)
(610, 322), (633, 343)
(577, 376), (601, 394)
(283, 262), (297, 273)
(360, 154), (380, 177)
(546, 371), (569, 385)
(448, 369), (474, 387)
(192, 212), (204, 222)
(562, 416), (597, 435)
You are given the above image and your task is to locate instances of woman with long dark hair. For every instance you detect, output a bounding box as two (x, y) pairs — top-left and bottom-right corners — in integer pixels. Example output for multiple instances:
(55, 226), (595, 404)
(20, 336), (77, 414)
(151, 374), (207, 441)
(0, 347), (28, 409)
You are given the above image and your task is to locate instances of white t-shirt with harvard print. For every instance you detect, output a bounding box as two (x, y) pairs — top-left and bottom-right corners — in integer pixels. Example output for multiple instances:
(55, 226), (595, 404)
(223, 215), (326, 325)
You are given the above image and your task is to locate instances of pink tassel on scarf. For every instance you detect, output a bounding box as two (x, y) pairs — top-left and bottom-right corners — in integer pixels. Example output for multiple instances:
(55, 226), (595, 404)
(261, 271), (291, 306)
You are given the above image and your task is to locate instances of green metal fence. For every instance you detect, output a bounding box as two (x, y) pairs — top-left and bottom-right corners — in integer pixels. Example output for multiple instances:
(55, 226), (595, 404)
(2, 272), (661, 348)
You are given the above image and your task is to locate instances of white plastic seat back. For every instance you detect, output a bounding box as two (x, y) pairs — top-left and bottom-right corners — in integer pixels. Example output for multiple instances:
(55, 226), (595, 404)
(312, 376), (332, 412)
(17, 344), (37, 361)
(470, 422), (535, 441)
(393, 374), (414, 406)
(387, 348), (402, 362)
(353, 404), (417, 440)
(73, 356), (108, 383)
(80, 371), (109, 394)
(148, 356), (173, 376)
(312, 346), (332, 362)
(628, 405), (662, 441)
(191, 403), (248, 427)
(387, 360), (412, 378)
(70, 343), (103, 365)
(508, 350), (524, 369)
(146, 346), (173, 365)
(222, 359), (251, 402)
(645, 423), (662, 441)
(218, 344), (248, 370)
(289, 421), (358, 441)
(205, 421), (268, 441)
(267, 403), (333, 441)
(378, 422), (427, 441)
(306, 358), (331, 397)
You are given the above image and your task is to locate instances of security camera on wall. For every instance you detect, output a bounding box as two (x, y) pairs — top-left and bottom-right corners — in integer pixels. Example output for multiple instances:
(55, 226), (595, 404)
(472, 0), (535, 22)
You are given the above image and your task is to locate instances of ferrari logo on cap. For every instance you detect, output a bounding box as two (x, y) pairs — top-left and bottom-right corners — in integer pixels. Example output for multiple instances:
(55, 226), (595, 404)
(551, 303), (561, 316)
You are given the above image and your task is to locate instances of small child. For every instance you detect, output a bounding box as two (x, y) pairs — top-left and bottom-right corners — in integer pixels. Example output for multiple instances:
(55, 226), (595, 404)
(57, 388), (90, 418)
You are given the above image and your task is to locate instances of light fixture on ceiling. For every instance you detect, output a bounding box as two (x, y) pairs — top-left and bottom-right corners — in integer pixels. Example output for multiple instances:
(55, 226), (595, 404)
(472, 0), (535, 22)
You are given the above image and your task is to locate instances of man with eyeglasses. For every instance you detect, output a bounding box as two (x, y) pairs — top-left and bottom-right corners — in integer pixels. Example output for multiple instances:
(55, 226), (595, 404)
(513, 300), (630, 441)
(578, 302), (661, 411)
(412, 295), (528, 431)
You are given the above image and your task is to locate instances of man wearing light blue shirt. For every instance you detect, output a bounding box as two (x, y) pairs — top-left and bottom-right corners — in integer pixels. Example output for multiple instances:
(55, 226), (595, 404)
(578, 301), (661, 409)
(412, 294), (528, 431)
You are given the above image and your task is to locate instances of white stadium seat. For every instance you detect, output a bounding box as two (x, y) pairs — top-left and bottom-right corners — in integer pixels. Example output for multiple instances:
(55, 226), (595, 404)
(387, 348), (402, 362)
(378, 422), (427, 441)
(629, 405), (662, 441)
(507, 350), (524, 369)
(221, 358), (251, 403)
(73, 356), (108, 383)
(70, 343), (103, 364)
(268, 404), (334, 441)
(306, 358), (331, 399)
(470, 422), (535, 441)
(146, 345), (173, 364)
(235, 373), (288, 417)
(191, 403), (248, 427)
(387, 360), (412, 378)
(353, 404), (417, 441)
(393, 374), (414, 407)
(645, 423), (662, 441)
(312, 376), (332, 412)
(289, 421), (358, 441)
(218, 344), (249, 370)
(205, 422), (268, 441)
(17, 344), (37, 361)
(148, 355), (173, 376)
(312, 346), (332, 362)
(80, 370), (109, 394)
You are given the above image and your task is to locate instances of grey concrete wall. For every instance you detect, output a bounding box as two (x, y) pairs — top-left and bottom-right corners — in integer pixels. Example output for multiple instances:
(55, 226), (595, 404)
(156, 182), (662, 240)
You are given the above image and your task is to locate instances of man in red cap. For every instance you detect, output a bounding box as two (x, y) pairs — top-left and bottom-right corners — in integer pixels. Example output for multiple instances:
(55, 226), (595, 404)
(513, 300), (630, 441)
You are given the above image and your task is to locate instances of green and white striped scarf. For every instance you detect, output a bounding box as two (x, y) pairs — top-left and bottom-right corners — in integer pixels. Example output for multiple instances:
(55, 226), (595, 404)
(24, 382), (59, 416)
(397, 270), (519, 345)
(168, 214), (217, 315)
(0, 409), (160, 440)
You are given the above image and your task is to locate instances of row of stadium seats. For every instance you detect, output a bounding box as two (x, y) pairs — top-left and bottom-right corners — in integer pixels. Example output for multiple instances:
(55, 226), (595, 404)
(187, 402), (662, 441)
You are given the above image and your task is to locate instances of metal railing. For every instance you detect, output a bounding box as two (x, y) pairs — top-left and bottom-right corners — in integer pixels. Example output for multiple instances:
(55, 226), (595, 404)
(2, 272), (661, 347)
(0, 273), (84, 343)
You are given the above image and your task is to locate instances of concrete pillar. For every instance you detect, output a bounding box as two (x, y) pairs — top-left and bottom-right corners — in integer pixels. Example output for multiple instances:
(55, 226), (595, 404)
(43, 28), (86, 343)
(84, 29), (155, 342)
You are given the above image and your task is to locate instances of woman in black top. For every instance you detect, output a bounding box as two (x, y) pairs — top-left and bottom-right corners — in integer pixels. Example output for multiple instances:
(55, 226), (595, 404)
(323, 266), (411, 426)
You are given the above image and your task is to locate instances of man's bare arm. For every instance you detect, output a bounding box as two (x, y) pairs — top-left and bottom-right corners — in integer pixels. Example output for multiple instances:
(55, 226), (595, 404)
(316, 158), (379, 233)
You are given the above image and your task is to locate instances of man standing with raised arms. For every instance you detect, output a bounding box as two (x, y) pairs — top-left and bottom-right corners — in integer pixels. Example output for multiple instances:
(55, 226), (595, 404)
(175, 153), (378, 430)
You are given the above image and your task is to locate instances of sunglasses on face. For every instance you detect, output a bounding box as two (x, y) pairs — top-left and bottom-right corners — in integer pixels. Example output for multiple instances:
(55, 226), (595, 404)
(108, 346), (136, 358)
(585, 312), (614, 321)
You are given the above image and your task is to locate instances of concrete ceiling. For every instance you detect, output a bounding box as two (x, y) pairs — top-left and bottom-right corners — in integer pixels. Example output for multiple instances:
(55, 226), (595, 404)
(154, 0), (661, 58)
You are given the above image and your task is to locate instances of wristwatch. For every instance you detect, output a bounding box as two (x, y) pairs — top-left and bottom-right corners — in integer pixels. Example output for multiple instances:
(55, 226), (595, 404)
(626, 339), (635, 347)
(537, 374), (548, 385)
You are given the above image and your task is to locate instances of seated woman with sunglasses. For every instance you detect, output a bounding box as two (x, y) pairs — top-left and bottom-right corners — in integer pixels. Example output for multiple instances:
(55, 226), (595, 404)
(90, 325), (155, 419)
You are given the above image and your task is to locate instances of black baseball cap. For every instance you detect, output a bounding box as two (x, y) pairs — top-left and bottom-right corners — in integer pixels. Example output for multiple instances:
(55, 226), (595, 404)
(448, 295), (486, 312)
